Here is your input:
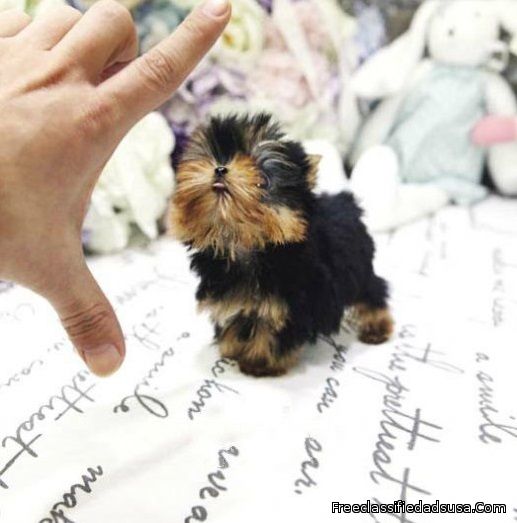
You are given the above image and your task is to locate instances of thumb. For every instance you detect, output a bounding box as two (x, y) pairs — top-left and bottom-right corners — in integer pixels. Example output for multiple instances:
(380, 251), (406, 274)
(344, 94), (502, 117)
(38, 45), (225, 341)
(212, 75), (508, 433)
(47, 260), (125, 377)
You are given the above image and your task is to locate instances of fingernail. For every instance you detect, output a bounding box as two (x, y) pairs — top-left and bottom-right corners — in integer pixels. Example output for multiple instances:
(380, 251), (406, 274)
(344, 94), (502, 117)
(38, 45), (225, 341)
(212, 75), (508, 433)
(83, 344), (122, 377)
(201, 0), (230, 17)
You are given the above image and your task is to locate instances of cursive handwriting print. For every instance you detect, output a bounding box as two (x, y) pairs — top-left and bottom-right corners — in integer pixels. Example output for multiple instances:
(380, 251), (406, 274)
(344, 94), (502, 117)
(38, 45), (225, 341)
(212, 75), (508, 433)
(114, 333), (189, 418)
(0, 359), (43, 392)
(184, 446), (240, 523)
(0, 201), (515, 522)
(39, 465), (104, 523)
(293, 437), (323, 495)
(187, 379), (239, 421)
(0, 371), (96, 490)
(475, 353), (517, 445)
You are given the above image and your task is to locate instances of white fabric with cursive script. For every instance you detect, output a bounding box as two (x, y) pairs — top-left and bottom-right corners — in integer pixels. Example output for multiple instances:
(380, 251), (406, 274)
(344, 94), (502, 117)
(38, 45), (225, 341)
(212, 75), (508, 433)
(0, 196), (516, 523)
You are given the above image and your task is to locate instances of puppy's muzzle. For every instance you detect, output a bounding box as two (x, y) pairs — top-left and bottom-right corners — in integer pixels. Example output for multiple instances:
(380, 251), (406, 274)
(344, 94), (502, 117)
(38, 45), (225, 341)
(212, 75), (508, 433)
(213, 166), (229, 192)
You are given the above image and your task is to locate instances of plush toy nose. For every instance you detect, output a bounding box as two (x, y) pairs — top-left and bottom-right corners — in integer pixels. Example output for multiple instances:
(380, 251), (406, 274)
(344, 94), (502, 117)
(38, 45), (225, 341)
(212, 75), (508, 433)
(214, 166), (228, 178)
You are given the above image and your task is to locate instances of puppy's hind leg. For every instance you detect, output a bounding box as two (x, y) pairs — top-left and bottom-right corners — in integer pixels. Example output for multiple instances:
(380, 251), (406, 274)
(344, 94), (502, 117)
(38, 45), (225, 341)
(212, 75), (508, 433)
(352, 304), (394, 345)
(349, 275), (394, 345)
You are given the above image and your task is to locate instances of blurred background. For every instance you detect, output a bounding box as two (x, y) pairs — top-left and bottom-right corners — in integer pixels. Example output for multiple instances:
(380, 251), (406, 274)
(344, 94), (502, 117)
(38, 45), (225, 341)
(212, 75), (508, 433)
(1, 0), (516, 252)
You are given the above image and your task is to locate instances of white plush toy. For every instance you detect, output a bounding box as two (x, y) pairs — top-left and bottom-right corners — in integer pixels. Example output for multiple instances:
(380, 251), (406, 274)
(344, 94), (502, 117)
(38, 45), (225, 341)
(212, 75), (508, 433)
(349, 0), (517, 232)
(83, 112), (175, 254)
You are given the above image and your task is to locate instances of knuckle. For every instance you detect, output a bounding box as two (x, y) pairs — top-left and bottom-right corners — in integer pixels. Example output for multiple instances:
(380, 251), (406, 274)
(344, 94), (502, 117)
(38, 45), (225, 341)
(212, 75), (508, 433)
(57, 5), (82, 21)
(137, 47), (179, 93)
(76, 92), (120, 137)
(0, 9), (32, 35)
(2, 8), (31, 21)
(181, 15), (208, 42)
(95, 0), (132, 25)
(16, 10), (32, 23)
(61, 303), (112, 339)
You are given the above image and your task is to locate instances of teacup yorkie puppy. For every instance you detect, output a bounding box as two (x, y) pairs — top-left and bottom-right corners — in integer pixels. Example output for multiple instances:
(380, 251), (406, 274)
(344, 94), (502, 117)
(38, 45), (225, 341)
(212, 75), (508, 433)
(169, 113), (393, 377)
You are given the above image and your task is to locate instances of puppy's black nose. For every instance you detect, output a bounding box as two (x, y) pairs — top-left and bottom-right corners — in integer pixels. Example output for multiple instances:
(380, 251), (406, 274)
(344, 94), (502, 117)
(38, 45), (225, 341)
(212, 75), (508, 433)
(214, 166), (228, 178)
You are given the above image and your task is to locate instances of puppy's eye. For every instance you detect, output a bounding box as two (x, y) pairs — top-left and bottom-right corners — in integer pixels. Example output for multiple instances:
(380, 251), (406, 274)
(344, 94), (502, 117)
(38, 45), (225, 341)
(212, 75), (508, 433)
(257, 173), (271, 189)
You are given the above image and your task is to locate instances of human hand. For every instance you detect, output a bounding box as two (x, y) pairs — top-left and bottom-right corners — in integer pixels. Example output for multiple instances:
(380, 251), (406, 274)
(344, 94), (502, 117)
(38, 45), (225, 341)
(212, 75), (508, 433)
(0, 0), (231, 376)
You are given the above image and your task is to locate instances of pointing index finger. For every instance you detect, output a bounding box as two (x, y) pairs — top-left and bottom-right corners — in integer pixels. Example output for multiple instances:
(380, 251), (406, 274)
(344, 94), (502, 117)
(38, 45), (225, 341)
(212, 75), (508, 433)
(101, 0), (231, 125)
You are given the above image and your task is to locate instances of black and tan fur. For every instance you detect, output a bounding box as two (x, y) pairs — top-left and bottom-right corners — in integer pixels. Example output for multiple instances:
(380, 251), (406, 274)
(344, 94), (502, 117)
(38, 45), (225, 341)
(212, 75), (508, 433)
(169, 113), (393, 377)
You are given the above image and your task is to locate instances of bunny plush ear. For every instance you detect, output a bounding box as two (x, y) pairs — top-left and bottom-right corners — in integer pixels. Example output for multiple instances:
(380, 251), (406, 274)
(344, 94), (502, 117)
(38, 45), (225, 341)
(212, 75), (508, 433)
(351, 0), (441, 100)
(494, 1), (517, 55)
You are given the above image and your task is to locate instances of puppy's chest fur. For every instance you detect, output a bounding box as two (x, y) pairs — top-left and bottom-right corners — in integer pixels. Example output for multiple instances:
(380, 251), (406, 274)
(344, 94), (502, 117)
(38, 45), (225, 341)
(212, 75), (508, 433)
(193, 251), (291, 332)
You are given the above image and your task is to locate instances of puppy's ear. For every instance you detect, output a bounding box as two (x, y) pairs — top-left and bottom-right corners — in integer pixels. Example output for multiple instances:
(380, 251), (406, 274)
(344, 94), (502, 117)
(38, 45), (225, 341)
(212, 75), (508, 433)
(307, 154), (322, 190)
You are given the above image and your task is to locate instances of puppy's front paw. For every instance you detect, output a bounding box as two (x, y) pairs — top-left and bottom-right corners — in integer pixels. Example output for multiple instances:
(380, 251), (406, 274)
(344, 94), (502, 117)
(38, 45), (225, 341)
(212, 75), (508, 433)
(237, 348), (300, 378)
(238, 358), (288, 378)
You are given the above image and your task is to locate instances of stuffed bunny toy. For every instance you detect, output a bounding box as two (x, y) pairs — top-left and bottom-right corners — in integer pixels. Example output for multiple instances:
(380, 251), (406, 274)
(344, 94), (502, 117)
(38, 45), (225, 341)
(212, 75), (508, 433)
(348, 0), (517, 232)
